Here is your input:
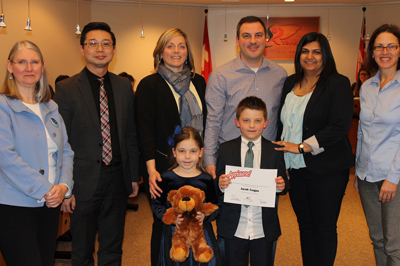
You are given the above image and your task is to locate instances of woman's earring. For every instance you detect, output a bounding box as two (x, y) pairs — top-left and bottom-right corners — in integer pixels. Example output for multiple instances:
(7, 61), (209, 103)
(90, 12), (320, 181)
(9, 73), (12, 80)
(159, 57), (162, 64)
(372, 55), (374, 58)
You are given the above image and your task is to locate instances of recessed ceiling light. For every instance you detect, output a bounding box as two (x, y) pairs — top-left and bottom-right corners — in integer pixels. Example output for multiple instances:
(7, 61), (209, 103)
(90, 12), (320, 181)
(285, 0), (295, 2)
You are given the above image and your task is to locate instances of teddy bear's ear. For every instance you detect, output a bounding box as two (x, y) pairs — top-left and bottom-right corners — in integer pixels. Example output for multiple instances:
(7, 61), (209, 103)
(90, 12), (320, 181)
(199, 189), (205, 202)
(167, 190), (178, 203)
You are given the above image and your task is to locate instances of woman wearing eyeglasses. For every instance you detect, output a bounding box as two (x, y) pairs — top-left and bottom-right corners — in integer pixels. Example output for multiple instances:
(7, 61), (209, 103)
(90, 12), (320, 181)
(0, 40), (74, 266)
(354, 24), (400, 266)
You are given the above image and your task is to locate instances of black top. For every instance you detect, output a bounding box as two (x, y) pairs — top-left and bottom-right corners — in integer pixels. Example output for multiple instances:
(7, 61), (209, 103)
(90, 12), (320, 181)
(276, 73), (354, 174)
(85, 67), (121, 162)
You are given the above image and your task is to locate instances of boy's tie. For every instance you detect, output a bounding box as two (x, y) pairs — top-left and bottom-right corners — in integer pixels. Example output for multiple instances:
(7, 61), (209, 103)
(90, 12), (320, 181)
(244, 141), (254, 207)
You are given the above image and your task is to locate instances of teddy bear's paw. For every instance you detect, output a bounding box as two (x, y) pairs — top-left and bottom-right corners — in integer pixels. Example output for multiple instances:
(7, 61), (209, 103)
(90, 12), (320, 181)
(195, 247), (214, 263)
(171, 247), (189, 262)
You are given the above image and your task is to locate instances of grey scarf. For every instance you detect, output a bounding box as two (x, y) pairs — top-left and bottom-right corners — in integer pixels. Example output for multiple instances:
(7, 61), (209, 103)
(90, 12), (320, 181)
(158, 64), (203, 135)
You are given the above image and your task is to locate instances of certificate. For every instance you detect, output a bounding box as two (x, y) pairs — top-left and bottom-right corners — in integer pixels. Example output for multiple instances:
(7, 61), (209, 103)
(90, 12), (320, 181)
(224, 165), (277, 208)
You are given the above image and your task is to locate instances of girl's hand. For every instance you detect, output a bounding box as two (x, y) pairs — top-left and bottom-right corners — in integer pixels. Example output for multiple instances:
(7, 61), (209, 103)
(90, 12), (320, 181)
(219, 174), (231, 190)
(379, 180), (398, 203)
(272, 141), (300, 154)
(275, 176), (285, 191)
(175, 214), (184, 229)
(196, 211), (205, 225)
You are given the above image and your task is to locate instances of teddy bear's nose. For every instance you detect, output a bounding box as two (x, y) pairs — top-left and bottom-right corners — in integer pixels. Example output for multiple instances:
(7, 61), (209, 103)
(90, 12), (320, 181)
(182, 197), (191, 202)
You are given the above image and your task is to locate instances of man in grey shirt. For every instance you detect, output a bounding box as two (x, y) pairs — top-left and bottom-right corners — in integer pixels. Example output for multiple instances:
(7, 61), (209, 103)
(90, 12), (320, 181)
(204, 15), (287, 178)
(204, 15), (287, 266)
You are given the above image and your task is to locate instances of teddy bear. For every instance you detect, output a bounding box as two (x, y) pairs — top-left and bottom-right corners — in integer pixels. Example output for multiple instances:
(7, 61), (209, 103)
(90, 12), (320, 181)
(162, 185), (219, 263)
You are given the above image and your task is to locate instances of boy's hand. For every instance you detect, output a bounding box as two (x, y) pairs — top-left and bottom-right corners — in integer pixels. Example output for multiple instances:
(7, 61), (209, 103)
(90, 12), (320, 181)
(219, 174), (232, 189)
(275, 176), (285, 191)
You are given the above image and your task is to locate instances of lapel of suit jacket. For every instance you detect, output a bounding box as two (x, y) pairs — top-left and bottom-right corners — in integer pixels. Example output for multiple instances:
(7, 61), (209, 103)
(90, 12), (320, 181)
(232, 136), (242, 167)
(260, 138), (269, 169)
(77, 70), (100, 129)
(303, 76), (328, 124)
(110, 73), (124, 143)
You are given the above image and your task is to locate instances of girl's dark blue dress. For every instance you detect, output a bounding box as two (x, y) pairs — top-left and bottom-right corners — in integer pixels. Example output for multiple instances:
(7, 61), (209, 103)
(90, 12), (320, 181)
(151, 170), (221, 266)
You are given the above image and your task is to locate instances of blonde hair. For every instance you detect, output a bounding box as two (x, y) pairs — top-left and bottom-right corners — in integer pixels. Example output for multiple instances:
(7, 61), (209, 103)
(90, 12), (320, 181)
(153, 28), (195, 78)
(1, 40), (51, 103)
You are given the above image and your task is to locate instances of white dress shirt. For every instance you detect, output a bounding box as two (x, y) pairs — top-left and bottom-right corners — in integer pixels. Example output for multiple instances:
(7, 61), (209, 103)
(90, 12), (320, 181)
(234, 136), (265, 240)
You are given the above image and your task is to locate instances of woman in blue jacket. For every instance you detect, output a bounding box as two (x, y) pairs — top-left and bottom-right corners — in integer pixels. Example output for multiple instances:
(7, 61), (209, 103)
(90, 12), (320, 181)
(0, 40), (74, 266)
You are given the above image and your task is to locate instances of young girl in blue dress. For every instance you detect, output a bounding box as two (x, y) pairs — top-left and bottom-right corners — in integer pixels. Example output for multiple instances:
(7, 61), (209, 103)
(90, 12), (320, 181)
(151, 126), (221, 266)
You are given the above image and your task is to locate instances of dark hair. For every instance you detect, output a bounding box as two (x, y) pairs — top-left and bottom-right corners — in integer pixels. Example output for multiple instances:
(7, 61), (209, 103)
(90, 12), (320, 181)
(365, 24), (400, 73)
(294, 32), (338, 86)
(118, 72), (135, 82)
(170, 127), (206, 173)
(55, 75), (70, 84)
(80, 22), (116, 47)
(236, 16), (267, 38)
(236, 96), (268, 119)
(353, 66), (371, 96)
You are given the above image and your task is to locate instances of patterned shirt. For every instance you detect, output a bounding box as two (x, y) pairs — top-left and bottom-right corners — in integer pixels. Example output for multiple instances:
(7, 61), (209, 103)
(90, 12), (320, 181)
(204, 53), (287, 166)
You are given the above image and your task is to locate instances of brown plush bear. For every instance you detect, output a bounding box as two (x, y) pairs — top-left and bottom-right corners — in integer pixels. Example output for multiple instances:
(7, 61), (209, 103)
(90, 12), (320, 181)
(162, 185), (219, 263)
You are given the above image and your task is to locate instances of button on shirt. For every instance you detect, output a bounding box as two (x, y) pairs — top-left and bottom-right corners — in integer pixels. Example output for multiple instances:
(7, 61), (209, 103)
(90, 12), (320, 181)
(356, 70), (400, 185)
(234, 136), (264, 240)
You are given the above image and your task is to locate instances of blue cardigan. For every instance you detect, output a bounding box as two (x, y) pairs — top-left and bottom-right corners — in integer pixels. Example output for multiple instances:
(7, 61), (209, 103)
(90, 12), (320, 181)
(0, 94), (74, 207)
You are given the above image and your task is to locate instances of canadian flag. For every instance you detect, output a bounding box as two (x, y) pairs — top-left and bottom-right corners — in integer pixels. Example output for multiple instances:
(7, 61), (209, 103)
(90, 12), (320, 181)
(356, 10), (366, 81)
(201, 12), (212, 83)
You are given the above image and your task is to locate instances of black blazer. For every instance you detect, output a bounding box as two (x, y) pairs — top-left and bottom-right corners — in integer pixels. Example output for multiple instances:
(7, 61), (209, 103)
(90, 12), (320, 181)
(54, 69), (140, 201)
(215, 136), (288, 242)
(277, 73), (354, 174)
(135, 72), (207, 174)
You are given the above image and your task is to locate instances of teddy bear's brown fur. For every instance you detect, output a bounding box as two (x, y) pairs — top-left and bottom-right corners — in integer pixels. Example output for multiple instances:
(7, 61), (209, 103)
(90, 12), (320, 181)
(162, 185), (219, 263)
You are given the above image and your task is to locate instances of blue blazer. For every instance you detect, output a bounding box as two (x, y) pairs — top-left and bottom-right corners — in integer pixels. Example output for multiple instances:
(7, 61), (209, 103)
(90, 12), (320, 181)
(0, 95), (74, 207)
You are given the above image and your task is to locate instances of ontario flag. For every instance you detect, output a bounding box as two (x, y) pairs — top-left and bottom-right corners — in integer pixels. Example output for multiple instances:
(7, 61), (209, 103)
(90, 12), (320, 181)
(201, 12), (212, 83)
(356, 10), (366, 81)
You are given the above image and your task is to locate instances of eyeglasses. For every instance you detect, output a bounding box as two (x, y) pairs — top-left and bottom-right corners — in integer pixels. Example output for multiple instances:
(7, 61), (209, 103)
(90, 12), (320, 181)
(83, 41), (114, 49)
(373, 45), (399, 51)
(11, 60), (42, 68)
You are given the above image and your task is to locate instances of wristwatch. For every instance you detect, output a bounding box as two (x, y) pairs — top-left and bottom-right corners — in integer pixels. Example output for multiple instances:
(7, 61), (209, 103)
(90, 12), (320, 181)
(298, 143), (305, 154)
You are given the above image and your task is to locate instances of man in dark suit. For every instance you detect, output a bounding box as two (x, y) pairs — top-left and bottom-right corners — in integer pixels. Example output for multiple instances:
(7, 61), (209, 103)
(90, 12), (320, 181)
(54, 22), (139, 266)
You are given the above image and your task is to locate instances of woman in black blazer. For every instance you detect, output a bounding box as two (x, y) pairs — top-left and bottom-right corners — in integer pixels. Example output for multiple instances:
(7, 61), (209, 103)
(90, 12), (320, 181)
(273, 32), (354, 266)
(135, 28), (206, 266)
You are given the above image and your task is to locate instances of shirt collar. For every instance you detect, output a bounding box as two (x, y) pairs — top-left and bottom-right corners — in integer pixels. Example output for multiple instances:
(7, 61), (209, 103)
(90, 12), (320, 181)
(241, 135), (262, 147)
(85, 67), (110, 83)
(370, 70), (400, 86)
(234, 52), (270, 72)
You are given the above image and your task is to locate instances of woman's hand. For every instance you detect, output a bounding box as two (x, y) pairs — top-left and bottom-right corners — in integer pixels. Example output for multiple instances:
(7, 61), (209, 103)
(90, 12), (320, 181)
(272, 141), (300, 154)
(149, 169), (163, 199)
(196, 211), (205, 225)
(379, 180), (398, 203)
(146, 160), (163, 199)
(44, 184), (69, 208)
(354, 177), (359, 193)
(175, 214), (184, 229)
(219, 174), (231, 190)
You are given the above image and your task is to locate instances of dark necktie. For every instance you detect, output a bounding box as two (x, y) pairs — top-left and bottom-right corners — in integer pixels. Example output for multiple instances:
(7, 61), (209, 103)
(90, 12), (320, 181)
(245, 141), (254, 168)
(244, 141), (254, 208)
(99, 77), (112, 165)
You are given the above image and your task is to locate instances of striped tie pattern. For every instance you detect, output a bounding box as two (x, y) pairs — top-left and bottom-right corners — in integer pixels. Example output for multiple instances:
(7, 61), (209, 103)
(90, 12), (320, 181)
(99, 78), (112, 165)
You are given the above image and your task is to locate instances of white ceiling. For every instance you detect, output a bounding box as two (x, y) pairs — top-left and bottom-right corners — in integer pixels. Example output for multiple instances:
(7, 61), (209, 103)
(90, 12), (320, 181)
(99, 0), (397, 6)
